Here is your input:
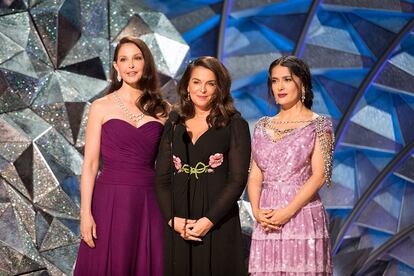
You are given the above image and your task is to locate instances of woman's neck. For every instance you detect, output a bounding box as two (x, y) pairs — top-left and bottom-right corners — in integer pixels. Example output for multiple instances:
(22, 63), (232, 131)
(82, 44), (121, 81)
(193, 107), (210, 119)
(117, 83), (142, 103)
(277, 101), (308, 121)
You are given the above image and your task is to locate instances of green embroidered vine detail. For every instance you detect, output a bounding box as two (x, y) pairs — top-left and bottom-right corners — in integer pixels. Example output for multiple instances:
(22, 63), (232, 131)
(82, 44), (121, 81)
(173, 153), (223, 179)
(181, 162), (210, 179)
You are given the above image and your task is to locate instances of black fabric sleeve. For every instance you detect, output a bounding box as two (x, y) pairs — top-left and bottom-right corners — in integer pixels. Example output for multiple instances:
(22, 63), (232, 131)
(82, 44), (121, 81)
(155, 119), (173, 223)
(205, 115), (251, 224)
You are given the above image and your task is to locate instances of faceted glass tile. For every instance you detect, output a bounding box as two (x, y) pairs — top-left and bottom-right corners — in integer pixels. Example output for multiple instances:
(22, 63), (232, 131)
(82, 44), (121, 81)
(40, 244), (79, 274)
(376, 62), (414, 95)
(224, 52), (281, 81)
(397, 182), (414, 230)
(40, 218), (79, 251)
(32, 144), (60, 202)
(35, 187), (79, 219)
(4, 183), (36, 242)
(238, 200), (253, 235)
(308, 12), (363, 56)
(35, 128), (83, 176)
(0, 0), (27, 16)
(3, 109), (50, 141)
(395, 156), (414, 184)
(388, 236), (414, 269)
(323, 0), (414, 12)
(345, 13), (396, 58)
(170, 6), (217, 34)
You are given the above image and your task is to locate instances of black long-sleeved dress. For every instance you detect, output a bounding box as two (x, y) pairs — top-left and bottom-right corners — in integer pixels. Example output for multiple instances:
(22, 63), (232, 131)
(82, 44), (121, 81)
(155, 113), (251, 276)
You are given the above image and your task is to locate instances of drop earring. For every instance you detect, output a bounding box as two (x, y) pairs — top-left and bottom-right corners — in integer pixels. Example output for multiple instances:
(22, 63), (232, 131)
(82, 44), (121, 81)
(117, 71), (122, 82)
(301, 88), (306, 103)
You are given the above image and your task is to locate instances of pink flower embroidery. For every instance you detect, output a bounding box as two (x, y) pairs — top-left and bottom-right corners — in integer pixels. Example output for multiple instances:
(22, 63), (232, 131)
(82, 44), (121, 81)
(173, 155), (182, 172)
(209, 153), (224, 169)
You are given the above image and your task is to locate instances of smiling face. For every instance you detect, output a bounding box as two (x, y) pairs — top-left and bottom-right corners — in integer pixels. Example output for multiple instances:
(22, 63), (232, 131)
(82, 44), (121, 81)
(270, 65), (303, 107)
(113, 42), (145, 87)
(187, 66), (217, 112)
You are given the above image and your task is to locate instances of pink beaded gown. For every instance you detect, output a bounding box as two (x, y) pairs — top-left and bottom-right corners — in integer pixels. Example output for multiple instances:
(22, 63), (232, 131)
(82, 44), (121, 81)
(249, 116), (334, 276)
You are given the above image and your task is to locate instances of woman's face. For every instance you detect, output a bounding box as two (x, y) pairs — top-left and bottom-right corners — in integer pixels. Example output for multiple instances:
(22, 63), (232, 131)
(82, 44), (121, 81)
(270, 65), (303, 107)
(113, 43), (145, 86)
(187, 66), (217, 112)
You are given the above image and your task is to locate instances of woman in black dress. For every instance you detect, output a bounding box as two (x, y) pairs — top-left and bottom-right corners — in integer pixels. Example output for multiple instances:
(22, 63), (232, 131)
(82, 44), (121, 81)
(155, 56), (251, 275)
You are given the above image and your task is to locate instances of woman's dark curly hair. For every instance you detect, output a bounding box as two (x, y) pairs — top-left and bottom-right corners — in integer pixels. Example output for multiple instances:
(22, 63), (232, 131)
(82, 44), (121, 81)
(107, 36), (168, 118)
(268, 55), (314, 109)
(177, 56), (239, 128)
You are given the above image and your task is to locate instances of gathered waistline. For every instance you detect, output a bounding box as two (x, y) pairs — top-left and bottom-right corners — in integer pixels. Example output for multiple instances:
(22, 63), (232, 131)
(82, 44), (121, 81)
(262, 179), (307, 187)
(96, 179), (155, 188)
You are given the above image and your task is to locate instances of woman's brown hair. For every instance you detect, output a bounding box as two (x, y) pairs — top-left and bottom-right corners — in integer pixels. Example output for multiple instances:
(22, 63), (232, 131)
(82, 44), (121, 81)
(107, 36), (168, 118)
(177, 56), (239, 128)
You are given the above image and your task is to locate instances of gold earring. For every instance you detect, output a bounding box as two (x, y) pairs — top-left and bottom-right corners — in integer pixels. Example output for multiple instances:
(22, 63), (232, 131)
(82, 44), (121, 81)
(187, 91), (190, 101)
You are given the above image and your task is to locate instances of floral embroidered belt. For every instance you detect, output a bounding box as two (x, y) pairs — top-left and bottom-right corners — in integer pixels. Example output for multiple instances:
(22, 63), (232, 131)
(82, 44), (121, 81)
(173, 153), (224, 179)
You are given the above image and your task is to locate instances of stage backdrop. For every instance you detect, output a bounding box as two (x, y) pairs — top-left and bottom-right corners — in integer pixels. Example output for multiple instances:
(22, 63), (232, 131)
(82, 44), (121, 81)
(0, 0), (414, 275)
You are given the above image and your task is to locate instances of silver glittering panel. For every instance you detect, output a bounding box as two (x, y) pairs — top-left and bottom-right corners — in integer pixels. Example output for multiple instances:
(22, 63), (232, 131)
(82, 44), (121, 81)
(0, 0), (189, 274)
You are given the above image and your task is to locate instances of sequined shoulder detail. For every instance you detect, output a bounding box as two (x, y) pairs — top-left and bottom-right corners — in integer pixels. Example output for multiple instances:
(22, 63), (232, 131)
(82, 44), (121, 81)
(314, 116), (334, 186)
(254, 116), (269, 130)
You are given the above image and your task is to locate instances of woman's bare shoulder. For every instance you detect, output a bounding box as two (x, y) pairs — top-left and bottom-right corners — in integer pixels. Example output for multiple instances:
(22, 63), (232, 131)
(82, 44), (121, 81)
(92, 94), (113, 107)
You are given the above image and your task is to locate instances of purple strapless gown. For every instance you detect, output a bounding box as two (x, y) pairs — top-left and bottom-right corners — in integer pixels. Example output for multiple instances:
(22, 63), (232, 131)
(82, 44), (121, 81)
(74, 119), (164, 276)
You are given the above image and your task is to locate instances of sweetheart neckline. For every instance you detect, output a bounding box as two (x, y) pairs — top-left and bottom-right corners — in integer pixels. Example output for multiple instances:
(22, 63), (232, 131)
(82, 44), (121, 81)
(102, 118), (163, 130)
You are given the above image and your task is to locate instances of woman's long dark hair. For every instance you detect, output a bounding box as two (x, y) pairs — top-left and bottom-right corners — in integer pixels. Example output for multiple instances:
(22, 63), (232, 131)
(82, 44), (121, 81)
(107, 36), (168, 118)
(177, 56), (239, 128)
(268, 55), (314, 109)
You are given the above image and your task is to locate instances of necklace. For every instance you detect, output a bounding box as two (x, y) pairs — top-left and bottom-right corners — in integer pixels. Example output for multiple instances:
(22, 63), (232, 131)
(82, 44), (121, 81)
(272, 118), (314, 124)
(265, 116), (315, 142)
(114, 91), (145, 126)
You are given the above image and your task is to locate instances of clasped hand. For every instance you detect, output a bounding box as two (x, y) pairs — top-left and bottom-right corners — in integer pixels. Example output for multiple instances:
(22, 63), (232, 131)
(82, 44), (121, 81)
(254, 207), (294, 232)
(169, 217), (213, 242)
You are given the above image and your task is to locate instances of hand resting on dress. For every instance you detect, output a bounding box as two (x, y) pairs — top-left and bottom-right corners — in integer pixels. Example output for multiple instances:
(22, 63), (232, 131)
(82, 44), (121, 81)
(80, 212), (97, 248)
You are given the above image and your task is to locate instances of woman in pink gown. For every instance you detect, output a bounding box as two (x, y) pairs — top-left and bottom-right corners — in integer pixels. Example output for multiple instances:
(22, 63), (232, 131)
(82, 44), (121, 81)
(248, 56), (334, 275)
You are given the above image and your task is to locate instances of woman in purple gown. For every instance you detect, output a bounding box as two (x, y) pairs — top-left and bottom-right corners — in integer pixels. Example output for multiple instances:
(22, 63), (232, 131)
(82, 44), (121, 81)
(74, 36), (169, 275)
(248, 56), (334, 275)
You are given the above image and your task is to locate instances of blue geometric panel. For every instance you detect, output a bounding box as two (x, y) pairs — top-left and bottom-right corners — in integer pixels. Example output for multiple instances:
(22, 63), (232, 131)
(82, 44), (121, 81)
(251, 13), (307, 45)
(345, 13), (398, 58)
(303, 44), (374, 69)
(387, 234), (414, 269)
(351, 92), (400, 143)
(316, 76), (358, 114)
(323, 0), (414, 12)
(188, 27), (219, 58)
(308, 10), (367, 56)
(341, 122), (402, 153)
(357, 228), (393, 250)
(395, 156), (414, 184)
(384, 260), (414, 276)
(376, 62), (414, 96)
(320, 151), (356, 209)
(356, 177), (405, 234)
(397, 183), (414, 229)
